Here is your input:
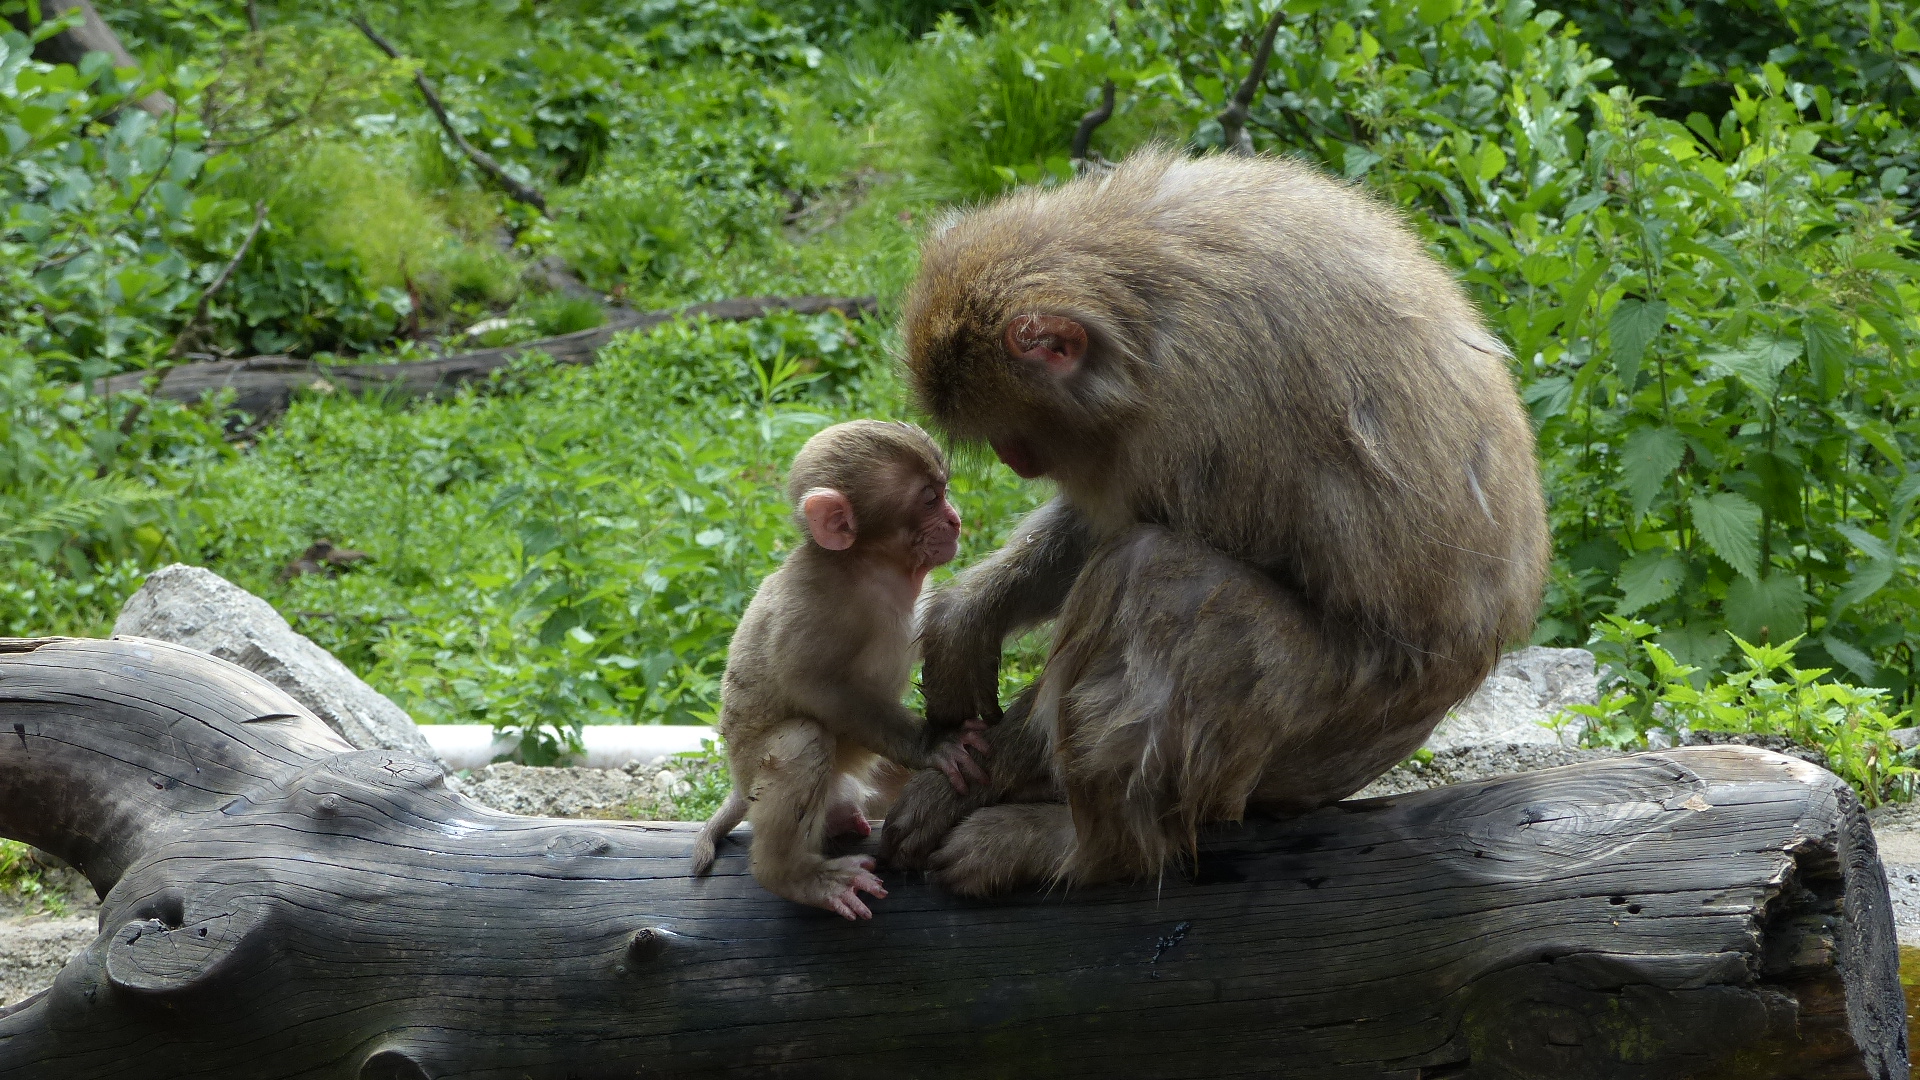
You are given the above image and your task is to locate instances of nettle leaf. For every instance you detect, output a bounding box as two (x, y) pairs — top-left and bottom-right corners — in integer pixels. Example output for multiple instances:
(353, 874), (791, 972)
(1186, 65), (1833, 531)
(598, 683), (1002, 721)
(1689, 491), (1763, 580)
(1621, 426), (1685, 517)
(1820, 632), (1879, 682)
(1801, 317), (1850, 400)
(1607, 298), (1667, 387)
(1834, 561), (1895, 614)
(1724, 573), (1806, 644)
(1616, 550), (1687, 614)
(1522, 375), (1571, 423)
(1836, 522), (1894, 563)
(1703, 336), (1801, 400)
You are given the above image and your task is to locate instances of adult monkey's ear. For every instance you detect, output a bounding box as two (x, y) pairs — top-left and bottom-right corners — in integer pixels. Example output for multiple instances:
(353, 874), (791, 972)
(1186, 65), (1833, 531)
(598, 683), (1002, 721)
(1004, 314), (1087, 376)
(801, 488), (857, 550)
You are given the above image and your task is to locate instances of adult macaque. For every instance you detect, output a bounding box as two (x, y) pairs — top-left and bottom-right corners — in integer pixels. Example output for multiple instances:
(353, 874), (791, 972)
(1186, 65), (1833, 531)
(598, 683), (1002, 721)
(878, 150), (1550, 895)
(692, 420), (988, 919)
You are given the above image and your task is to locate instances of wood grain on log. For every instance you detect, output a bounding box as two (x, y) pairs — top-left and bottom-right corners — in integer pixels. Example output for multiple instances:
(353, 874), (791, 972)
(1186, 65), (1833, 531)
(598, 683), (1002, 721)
(90, 295), (877, 422)
(0, 636), (1906, 1079)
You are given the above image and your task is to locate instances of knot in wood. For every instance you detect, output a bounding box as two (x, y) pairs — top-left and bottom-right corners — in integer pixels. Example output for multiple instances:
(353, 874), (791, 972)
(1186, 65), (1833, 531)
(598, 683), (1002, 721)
(544, 830), (613, 859)
(624, 927), (670, 965)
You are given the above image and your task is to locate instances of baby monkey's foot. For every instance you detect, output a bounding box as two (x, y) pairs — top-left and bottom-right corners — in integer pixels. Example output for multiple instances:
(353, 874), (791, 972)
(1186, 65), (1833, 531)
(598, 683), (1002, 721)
(826, 801), (873, 839)
(795, 855), (887, 920)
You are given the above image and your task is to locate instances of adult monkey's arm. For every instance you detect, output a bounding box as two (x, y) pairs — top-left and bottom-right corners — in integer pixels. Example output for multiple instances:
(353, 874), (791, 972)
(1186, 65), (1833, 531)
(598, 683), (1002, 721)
(917, 496), (1092, 726)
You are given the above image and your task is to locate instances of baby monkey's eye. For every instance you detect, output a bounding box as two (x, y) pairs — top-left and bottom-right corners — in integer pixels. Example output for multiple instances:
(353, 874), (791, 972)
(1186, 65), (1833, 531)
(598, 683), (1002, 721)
(923, 485), (942, 506)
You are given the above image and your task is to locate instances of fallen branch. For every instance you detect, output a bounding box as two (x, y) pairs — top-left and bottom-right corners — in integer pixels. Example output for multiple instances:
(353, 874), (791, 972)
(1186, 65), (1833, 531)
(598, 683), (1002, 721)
(1071, 79), (1116, 171)
(170, 200), (268, 358)
(1217, 5), (1287, 156)
(350, 16), (548, 215)
(93, 295), (878, 422)
(0, 636), (1905, 1078)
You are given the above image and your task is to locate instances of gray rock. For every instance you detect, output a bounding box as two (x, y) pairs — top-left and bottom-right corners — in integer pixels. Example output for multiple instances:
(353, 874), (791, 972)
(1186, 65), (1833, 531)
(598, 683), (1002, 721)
(113, 564), (436, 761)
(1423, 646), (1598, 752)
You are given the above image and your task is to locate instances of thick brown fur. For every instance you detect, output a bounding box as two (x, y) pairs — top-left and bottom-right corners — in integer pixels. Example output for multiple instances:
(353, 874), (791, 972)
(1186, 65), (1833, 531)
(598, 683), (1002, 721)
(878, 149), (1549, 895)
(691, 420), (983, 919)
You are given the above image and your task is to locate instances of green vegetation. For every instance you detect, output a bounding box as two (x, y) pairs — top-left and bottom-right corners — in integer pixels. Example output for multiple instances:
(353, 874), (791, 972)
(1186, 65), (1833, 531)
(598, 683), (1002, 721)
(1561, 616), (1915, 803)
(0, 839), (74, 916)
(6, 0), (1920, 787)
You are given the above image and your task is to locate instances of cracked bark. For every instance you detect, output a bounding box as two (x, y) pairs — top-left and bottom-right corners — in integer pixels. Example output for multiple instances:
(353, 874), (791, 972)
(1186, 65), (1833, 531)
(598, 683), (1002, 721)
(0, 636), (1905, 1079)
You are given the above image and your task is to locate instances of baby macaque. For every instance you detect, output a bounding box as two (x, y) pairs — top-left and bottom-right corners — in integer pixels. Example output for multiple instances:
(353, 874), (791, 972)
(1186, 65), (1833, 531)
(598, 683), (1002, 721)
(691, 420), (988, 919)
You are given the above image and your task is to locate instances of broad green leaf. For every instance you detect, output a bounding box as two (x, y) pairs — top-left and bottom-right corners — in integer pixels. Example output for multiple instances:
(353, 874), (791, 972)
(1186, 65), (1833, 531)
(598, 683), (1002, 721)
(1689, 491), (1763, 580)
(1834, 561), (1895, 614)
(1703, 336), (1801, 400)
(1852, 250), (1920, 277)
(1621, 427), (1685, 517)
(1522, 375), (1571, 423)
(1801, 317), (1850, 400)
(1835, 523), (1894, 563)
(1894, 474), (1920, 509)
(1655, 625), (1732, 668)
(1607, 298), (1666, 387)
(1820, 633), (1879, 682)
(1853, 419), (1907, 470)
(1477, 143), (1508, 181)
(1616, 551), (1687, 614)
(1724, 573), (1806, 644)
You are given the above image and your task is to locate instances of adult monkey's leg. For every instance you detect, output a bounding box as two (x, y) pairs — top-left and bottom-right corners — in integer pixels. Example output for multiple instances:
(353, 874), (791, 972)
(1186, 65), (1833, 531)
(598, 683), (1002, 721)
(925, 527), (1486, 897)
(878, 692), (1058, 869)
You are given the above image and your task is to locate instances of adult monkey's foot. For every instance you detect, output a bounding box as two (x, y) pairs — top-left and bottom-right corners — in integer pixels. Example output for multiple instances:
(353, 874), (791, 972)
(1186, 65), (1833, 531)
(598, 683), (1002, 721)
(927, 802), (1076, 896)
(876, 766), (974, 869)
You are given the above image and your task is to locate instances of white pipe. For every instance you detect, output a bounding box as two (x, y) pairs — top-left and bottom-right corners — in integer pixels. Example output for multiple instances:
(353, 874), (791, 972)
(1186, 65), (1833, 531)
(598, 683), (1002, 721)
(421, 724), (717, 772)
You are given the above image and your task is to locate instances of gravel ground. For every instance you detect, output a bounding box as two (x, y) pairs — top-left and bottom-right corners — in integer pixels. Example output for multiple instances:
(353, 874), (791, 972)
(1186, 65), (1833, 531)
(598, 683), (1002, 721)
(0, 860), (100, 1008)
(454, 757), (724, 819)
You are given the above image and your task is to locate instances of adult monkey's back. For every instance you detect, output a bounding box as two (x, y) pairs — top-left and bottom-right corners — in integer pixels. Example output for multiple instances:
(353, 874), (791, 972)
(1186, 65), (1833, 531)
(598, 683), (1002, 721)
(879, 150), (1550, 895)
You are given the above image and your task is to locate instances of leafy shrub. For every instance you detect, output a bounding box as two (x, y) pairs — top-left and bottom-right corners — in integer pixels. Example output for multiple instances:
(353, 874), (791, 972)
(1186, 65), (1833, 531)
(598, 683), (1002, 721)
(1554, 0), (1920, 130)
(0, 337), (230, 633)
(1562, 616), (1916, 805)
(911, 6), (1123, 195)
(0, 25), (250, 379)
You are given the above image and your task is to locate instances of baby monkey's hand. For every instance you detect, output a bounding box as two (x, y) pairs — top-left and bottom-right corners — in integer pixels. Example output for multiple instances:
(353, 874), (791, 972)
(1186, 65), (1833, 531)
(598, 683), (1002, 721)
(927, 718), (991, 794)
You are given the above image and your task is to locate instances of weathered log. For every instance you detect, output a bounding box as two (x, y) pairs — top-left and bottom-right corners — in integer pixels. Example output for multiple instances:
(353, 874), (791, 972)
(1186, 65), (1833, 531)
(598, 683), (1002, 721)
(0, 635), (1906, 1079)
(90, 295), (877, 422)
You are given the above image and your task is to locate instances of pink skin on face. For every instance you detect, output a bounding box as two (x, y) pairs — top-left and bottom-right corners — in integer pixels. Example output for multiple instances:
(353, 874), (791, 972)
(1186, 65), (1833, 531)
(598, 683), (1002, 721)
(906, 482), (990, 792)
(990, 437), (1045, 479)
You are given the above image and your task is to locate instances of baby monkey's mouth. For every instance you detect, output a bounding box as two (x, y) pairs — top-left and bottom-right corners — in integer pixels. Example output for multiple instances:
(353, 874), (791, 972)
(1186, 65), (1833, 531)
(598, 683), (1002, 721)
(990, 437), (1045, 479)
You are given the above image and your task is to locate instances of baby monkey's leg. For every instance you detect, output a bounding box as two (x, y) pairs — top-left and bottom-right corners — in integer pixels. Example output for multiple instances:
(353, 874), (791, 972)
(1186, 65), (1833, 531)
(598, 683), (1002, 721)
(747, 721), (887, 920)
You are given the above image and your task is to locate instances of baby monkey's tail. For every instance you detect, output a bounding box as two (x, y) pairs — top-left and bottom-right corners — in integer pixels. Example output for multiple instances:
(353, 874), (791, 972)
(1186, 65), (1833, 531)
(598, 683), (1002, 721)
(691, 788), (748, 875)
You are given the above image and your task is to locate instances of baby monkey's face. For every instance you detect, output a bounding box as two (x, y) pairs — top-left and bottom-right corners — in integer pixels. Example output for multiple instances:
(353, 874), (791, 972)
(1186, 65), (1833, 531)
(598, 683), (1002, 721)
(904, 467), (961, 571)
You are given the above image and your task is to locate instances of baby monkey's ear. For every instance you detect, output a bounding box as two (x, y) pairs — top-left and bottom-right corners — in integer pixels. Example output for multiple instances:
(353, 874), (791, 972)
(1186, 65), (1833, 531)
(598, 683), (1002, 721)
(801, 488), (858, 550)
